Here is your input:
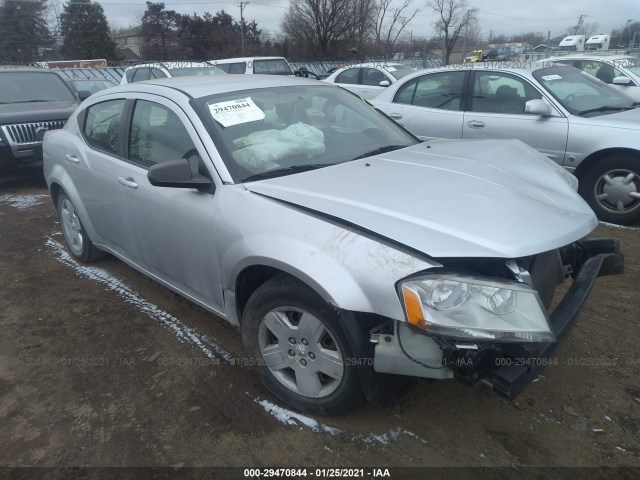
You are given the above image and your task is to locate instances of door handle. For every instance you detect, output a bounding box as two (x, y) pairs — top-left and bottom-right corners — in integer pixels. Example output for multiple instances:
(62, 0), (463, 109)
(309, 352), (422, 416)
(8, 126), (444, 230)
(65, 154), (79, 163)
(467, 120), (485, 129)
(117, 176), (138, 189)
(389, 113), (403, 120)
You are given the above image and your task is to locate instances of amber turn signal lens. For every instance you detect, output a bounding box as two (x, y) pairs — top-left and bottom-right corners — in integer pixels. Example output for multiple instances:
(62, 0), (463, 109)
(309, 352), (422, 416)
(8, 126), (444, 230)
(402, 286), (426, 329)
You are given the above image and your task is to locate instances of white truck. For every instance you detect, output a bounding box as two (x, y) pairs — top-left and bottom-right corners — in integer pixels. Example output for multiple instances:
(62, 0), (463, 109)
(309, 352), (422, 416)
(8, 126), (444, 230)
(586, 34), (610, 50)
(558, 35), (585, 52)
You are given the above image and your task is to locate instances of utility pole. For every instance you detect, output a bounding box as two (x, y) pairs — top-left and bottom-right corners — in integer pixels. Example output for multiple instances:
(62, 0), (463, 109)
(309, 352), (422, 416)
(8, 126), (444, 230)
(573, 14), (585, 35)
(239, 2), (249, 56)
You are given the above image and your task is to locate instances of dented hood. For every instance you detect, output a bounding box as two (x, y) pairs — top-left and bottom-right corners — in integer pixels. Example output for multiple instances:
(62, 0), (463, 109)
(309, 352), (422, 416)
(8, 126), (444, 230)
(245, 139), (597, 258)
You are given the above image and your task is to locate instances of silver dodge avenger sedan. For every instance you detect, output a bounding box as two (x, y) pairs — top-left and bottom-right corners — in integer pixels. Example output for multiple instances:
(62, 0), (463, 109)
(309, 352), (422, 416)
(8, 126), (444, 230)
(44, 75), (623, 414)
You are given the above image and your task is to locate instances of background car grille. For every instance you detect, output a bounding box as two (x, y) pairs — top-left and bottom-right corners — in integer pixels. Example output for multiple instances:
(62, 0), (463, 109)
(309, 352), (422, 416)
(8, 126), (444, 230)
(1, 120), (66, 145)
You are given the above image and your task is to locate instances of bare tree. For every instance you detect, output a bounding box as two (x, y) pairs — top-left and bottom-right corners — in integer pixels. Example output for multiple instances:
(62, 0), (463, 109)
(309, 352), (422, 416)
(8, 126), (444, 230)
(281, 0), (354, 57)
(427, 0), (477, 64)
(373, 0), (419, 59)
(349, 0), (376, 54)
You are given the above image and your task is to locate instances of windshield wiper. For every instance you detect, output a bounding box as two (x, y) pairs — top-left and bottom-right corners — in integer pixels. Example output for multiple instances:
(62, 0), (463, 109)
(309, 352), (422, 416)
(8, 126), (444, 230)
(241, 163), (335, 182)
(578, 105), (635, 115)
(353, 145), (407, 160)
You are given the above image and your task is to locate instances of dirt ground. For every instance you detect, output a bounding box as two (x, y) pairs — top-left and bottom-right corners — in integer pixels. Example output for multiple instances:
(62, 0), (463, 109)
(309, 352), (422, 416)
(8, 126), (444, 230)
(1, 172), (639, 478)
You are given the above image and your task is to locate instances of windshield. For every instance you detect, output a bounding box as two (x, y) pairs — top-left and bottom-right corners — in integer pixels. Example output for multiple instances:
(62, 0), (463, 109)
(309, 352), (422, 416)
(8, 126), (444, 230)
(0, 71), (75, 103)
(385, 64), (416, 80)
(253, 59), (294, 75)
(168, 67), (226, 76)
(614, 57), (640, 77)
(194, 85), (418, 182)
(533, 66), (636, 116)
(71, 79), (115, 94)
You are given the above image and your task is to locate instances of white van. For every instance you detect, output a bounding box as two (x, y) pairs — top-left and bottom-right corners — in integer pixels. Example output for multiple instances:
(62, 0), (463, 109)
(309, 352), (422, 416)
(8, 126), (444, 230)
(210, 57), (295, 76)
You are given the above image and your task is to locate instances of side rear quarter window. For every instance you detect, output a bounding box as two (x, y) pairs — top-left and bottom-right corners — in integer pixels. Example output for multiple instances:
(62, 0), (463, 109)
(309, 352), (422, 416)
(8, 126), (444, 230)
(82, 99), (126, 155)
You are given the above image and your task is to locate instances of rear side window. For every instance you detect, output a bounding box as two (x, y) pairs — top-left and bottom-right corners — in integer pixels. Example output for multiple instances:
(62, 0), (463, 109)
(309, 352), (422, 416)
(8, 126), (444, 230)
(82, 99), (126, 155)
(228, 62), (247, 74)
(131, 68), (151, 82)
(336, 68), (359, 85)
(394, 71), (465, 111)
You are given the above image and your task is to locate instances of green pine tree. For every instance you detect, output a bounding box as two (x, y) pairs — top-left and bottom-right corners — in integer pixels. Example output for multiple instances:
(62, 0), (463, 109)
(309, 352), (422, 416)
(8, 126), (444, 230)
(0, 0), (51, 63)
(60, 0), (117, 60)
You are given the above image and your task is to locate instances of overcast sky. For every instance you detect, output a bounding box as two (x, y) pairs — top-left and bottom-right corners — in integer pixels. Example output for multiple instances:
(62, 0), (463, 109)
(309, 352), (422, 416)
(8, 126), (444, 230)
(103, 0), (640, 41)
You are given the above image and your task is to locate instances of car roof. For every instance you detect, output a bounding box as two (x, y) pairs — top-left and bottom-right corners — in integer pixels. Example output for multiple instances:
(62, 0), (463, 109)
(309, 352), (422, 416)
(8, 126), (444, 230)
(126, 61), (218, 70)
(93, 74), (328, 99)
(211, 56), (287, 62)
(544, 55), (636, 62)
(0, 67), (58, 73)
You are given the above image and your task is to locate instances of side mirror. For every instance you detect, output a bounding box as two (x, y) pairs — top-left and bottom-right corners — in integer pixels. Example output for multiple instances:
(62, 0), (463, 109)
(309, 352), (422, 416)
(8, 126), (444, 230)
(148, 158), (212, 190)
(379, 80), (391, 87)
(78, 90), (92, 101)
(524, 99), (552, 116)
(612, 76), (632, 85)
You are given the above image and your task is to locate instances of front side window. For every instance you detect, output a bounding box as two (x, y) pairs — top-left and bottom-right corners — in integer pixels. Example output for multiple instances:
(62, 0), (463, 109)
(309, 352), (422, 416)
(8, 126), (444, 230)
(394, 71), (465, 111)
(335, 68), (359, 85)
(471, 71), (541, 114)
(362, 68), (389, 86)
(129, 100), (197, 168)
(253, 59), (293, 75)
(82, 99), (126, 155)
(194, 84), (418, 182)
(0, 71), (75, 103)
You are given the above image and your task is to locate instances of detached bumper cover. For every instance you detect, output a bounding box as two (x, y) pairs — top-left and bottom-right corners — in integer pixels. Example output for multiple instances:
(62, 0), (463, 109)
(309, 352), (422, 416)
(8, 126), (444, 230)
(492, 238), (623, 399)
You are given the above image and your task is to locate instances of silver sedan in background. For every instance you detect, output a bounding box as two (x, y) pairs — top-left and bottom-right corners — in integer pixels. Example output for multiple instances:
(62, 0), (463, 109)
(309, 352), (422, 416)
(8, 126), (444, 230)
(371, 64), (640, 225)
(43, 75), (622, 414)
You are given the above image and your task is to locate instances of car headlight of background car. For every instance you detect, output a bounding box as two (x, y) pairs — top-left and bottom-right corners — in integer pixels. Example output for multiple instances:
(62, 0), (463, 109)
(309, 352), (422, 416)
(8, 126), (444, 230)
(399, 275), (555, 342)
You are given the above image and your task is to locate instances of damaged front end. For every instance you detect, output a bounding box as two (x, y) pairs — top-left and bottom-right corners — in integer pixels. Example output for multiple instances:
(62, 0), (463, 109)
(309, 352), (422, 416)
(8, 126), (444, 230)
(371, 238), (624, 399)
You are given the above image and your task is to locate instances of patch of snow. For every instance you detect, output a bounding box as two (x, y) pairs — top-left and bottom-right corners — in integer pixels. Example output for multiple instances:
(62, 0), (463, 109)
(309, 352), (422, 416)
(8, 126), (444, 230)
(0, 193), (48, 210)
(45, 236), (235, 363)
(599, 222), (640, 231)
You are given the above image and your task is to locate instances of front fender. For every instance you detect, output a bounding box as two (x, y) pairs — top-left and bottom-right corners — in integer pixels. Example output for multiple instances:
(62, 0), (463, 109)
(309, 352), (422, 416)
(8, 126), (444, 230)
(217, 188), (438, 322)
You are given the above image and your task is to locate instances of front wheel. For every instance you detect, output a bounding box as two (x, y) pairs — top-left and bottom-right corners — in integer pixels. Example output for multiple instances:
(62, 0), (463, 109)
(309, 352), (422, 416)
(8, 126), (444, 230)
(579, 154), (640, 225)
(241, 275), (364, 415)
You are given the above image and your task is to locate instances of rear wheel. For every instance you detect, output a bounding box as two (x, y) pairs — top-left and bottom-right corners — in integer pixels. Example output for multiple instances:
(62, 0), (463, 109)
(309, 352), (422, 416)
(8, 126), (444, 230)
(579, 154), (640, 225)
(57, 192), (105, 262)
(241, 275), (364, 415)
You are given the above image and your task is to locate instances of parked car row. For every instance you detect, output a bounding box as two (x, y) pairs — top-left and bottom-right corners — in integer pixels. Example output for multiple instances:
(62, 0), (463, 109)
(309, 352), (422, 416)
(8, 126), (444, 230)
(368, 62), (640, 225)
(42, 73), (624, 414)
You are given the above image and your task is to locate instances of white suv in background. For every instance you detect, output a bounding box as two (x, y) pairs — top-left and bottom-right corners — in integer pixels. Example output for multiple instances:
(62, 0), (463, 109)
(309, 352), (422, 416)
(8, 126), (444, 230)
(120, 62), (226, 84)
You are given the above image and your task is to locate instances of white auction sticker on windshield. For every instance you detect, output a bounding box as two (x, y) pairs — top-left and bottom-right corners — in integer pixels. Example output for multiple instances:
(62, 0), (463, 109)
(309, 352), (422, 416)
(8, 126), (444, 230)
(209, 97), (265, 127)
(542, 75), (562, 81)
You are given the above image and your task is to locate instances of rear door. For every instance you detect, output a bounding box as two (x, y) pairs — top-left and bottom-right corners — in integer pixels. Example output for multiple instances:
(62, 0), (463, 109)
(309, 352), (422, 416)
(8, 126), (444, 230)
(377, 70), (467, 140)
(462, 70), (569, 164)
(74, 98), (131, 250)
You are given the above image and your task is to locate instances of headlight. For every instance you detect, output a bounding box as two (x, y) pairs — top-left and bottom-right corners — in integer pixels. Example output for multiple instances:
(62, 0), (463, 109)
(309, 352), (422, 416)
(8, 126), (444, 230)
(400, 275), (555, 343)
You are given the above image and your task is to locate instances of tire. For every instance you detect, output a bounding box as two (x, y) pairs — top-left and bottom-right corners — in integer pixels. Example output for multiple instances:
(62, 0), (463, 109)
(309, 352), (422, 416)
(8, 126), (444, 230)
(241, 275), (364, 415)
(57, 192), (105, 262)
(578, 154), (640, 225)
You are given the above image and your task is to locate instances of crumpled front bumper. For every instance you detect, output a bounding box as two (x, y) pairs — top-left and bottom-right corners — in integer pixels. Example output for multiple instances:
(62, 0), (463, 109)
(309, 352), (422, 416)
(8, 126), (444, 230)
(490, 237), (623, 398)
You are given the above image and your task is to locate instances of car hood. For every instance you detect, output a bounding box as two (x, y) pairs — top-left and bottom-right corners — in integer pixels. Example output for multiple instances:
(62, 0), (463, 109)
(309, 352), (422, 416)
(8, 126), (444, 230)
(245, 139), (597, 258)
(0, 101), (78, 124)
